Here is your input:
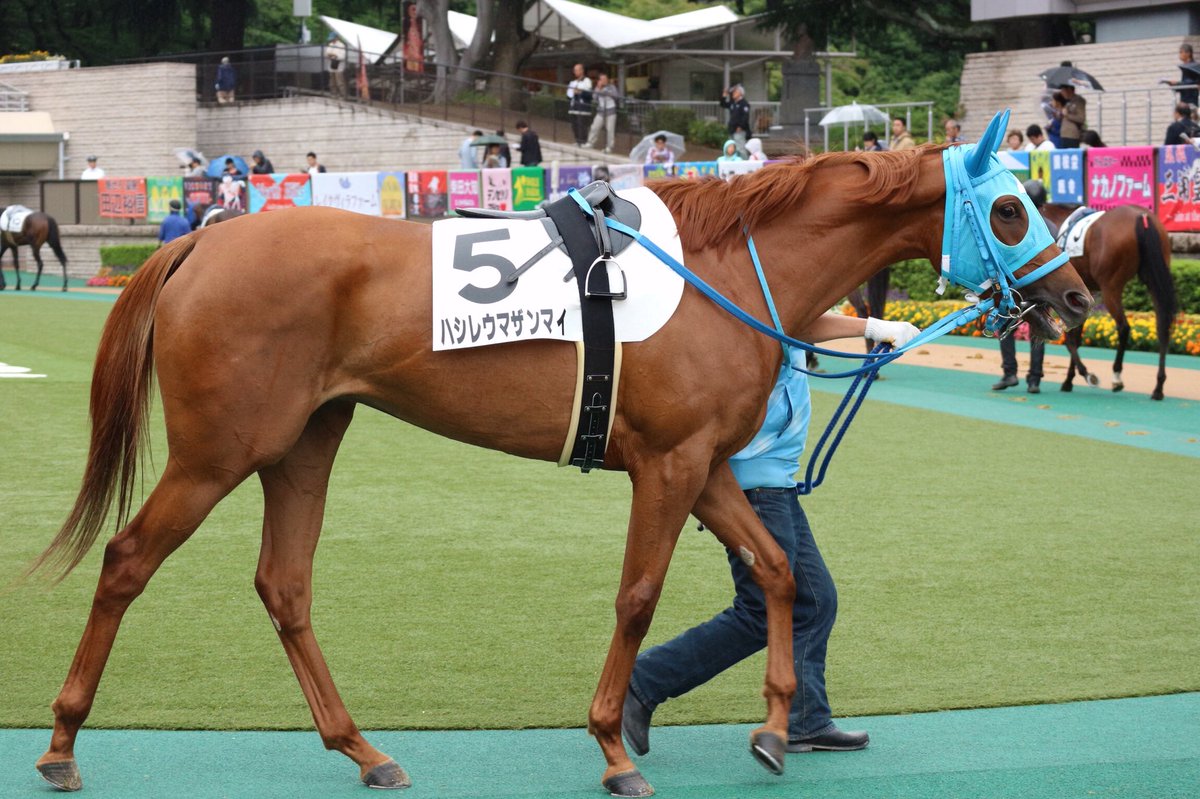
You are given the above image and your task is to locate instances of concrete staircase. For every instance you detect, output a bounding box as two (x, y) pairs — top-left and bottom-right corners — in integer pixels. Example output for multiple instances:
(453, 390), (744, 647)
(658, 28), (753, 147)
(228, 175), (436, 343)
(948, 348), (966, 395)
(959, 35), (1200, 147)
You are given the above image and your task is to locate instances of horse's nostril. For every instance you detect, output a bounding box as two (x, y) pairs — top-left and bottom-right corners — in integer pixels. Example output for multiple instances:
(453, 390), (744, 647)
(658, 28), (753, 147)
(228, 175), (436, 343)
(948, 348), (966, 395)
(1065, 289), (1092, 314)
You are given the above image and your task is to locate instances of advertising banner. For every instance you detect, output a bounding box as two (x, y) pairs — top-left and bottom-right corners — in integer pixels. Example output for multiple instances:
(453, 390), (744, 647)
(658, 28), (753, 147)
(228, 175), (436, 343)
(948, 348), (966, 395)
(675, 162), (719, 179)
(511, 167), (545, 210)
(643, 164), (673, 181)
(448, 170), (481, 213)
(248, 173), (312, 213)
(378, 171), (406, 218)
(997, 150), (1030, 183)
(717, 160), (764, 180)
(406, 170), (447, 217)
(97, 177), (147, 218)
(217, 175), (246, 211)
(183, 177), (218, 207)
(1156, 144), (1200, 231)
(552, 165), (593, 201)
(607, 164), (643, 191)
(311, 172), (382, 215)
(1049, 149), (1084, 204)
(1028, 150), (1051, 196)
(146, 176), (183, 223)
(1086, 146), (1155, 211)
(482, 168), (511, 210)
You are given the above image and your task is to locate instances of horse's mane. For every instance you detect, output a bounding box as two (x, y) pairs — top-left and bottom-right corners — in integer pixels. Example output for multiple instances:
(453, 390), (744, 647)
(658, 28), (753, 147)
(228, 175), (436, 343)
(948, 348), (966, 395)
(648, 145), (942, 250)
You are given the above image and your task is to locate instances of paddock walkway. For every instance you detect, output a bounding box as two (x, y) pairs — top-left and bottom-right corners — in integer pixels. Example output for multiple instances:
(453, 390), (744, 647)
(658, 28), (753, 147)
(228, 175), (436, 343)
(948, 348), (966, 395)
(2, 693), (1197, 798)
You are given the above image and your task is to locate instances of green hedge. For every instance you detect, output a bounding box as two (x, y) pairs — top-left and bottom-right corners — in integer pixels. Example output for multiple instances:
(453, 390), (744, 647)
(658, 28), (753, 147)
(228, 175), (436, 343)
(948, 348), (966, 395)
(99, 244), (158, 272)
(646, 107), (696, 138)
(687, 118), (727, 149)
(888, 258), (1200, 315)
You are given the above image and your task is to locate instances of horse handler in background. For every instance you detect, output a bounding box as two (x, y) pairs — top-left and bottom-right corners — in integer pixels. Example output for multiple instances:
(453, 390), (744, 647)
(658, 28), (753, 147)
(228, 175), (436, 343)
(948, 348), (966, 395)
(623, 311), (921, 759)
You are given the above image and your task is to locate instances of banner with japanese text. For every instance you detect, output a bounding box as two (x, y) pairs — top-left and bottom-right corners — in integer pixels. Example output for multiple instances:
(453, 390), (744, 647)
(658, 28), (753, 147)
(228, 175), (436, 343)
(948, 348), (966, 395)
(248, 173), (312, 213)
(448, 171), (481, 213)
(406, 170), (447, 217)
(607, 164), (643, 191)
(311, 172), (381, 215)
(675, 162), (719, 179)
(1049, 149), (1084, 204)
(482, 168), (511, 210)
(146, 177), (183, 223)
(643, 164), (673, 180)
(511, 167), (545, 210)
(97, 177), (147, 218)
(183, 177), (218, 207)
(552, 165), (592, 201)
(1086, 146), (1154, 211)
(1028, 150), (1051, 195)
(377, 171), (407, 218)
(1156, 144), (1200, 231)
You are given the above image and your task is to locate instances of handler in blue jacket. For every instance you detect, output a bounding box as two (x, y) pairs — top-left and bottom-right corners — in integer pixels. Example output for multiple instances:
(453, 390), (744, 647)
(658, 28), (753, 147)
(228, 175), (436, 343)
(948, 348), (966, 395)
(623, 311), (920, 755)
(158, 199), (191, 245)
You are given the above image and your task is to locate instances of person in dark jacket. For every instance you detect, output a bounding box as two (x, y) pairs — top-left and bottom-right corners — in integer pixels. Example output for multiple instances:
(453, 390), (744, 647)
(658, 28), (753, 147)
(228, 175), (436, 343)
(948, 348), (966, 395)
(720, 84), (751, 153)
(158, 199), (191, 245)
(250, 150), (275, 174)
(1164, 102), (1200, 145)
(515, 121), (542, 166)
(216, 57), (236, 104)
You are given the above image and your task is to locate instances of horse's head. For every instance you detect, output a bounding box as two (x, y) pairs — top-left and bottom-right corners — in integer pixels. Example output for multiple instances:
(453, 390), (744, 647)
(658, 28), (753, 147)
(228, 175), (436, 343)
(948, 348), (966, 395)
(940, 110), (1092, 339)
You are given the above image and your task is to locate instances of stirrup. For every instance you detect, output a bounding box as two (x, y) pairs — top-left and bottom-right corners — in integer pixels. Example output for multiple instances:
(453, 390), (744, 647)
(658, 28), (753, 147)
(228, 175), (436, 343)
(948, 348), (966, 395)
(584, 256), (626, 300)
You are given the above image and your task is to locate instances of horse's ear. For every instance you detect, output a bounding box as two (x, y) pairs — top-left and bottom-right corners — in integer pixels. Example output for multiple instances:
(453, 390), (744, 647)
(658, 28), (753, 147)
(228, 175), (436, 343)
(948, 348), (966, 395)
(964, 110), (1008, 177)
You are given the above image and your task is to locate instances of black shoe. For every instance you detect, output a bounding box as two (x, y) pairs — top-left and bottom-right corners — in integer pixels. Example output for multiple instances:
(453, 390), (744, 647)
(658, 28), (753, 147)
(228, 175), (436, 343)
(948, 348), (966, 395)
(1027, 379), (1041, 394)
(622, 689), (652, 756)
(786, 725), (869, 752)
(991, 374), (1018, 390)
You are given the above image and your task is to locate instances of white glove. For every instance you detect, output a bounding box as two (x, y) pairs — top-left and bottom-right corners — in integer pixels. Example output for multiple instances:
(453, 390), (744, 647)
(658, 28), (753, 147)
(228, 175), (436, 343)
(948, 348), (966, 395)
(865, 317), (921, 348)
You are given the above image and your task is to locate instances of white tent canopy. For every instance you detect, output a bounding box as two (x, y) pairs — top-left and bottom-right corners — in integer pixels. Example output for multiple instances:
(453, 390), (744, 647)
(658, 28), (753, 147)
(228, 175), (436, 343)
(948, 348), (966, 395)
(319, 15), (398, 62)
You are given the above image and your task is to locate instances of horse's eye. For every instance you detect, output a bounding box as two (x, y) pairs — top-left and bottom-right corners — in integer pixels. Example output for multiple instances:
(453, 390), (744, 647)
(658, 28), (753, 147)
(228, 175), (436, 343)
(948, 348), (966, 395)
(998, 204), (1018, 220)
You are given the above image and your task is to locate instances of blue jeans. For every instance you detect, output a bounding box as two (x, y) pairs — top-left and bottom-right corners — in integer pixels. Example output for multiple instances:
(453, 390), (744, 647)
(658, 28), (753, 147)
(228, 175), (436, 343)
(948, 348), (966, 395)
(999, 334), (1045, 381)
(628, 488), (837, 738)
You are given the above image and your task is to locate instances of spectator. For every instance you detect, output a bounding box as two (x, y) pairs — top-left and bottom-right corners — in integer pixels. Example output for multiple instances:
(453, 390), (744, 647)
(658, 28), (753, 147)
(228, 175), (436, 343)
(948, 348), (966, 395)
(306, 152), (327, 176)
(185, 157), (206, 177)
(1005, 130), (1024, 151)
(1024, 124), (1055, 151)
(889, 117), (916, 150)
(216, 56), (236, 104)
(567, 63), (593, 147)
(79, 155), (105, 180)
(516, 121), (542, 166)
(585, 73), (621, 154)
(944, 119), (965, 143)
(1080, 130), (1107, 148)
(720, 84), (751, 153)
(645, 134), (675, 165)
(482, 143), (507, 169)
(326, 36), (348, 98)
(1058, 84), (1086, 148)
(223, 157), (244, 180)
(592, 164), (611, 183)
(158, 199), (191, 246)
(861, 130), (885, 151)
(1164, 102), (1200, 146)
(744, 137), (768, 161)
(494, 130), (512, 167)
(250, 150), (274, 175)
(459, 130), (482, 169)
(716, 139), (742, 163)
(1162, 43), (1199, 107)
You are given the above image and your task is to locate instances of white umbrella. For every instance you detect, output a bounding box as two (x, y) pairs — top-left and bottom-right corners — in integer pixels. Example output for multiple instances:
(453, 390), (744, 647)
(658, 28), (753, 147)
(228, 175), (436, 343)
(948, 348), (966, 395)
(818, 102), (889, 127)
(629, 130), (686, 164)
(173, 148), (207, 167)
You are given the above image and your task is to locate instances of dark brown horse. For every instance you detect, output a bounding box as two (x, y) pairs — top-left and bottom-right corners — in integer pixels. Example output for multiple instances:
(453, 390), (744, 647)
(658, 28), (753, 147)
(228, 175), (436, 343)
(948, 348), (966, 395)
(29, 146), (1091, 796)
(0, 206), (69, 291)
(1040, 204), (1177, 399)
(191, 201), (243, 228)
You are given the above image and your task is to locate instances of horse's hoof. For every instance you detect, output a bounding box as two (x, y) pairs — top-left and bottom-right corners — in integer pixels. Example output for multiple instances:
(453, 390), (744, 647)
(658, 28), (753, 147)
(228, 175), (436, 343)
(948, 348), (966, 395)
(1151, 392), (1164, 401)
(361, 759), (411, 789)
(1085, 373), (1100, 387)
(603, 769), (654, 797)
(1112, 383), (1124, 393)
(37, 758), (82, 791)
(1060, 382), (1073, 392)
(749, 729), (786, 776)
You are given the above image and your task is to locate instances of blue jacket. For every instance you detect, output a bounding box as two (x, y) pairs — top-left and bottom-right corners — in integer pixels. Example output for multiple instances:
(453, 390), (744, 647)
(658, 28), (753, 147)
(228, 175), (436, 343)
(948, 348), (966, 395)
(729, 348), (811, 490)
(158, 212), (191, 244)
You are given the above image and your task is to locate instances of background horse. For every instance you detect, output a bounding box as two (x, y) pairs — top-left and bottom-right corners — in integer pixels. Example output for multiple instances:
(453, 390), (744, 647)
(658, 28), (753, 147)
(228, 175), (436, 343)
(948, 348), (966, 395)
(190, 201), (243, 228)
(1040, 203), (1176, 399)
(27, 136), (1090, 796)
(0, 206), (69, 291)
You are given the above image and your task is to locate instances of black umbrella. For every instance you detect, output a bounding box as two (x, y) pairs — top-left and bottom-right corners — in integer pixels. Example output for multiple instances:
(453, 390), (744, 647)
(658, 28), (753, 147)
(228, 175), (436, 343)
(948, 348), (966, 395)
(1038, 64), (1104, 91)
(1178, 61), (1200, 80)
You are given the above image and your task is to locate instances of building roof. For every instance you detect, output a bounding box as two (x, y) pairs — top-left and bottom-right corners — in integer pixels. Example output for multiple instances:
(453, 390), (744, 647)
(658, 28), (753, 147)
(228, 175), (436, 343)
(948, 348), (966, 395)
(319, 15), (398, 62)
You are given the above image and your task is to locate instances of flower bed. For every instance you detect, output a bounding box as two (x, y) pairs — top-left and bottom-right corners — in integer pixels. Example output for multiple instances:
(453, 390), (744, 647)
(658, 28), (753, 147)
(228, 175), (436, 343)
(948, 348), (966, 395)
(843, 299), (1200, 356)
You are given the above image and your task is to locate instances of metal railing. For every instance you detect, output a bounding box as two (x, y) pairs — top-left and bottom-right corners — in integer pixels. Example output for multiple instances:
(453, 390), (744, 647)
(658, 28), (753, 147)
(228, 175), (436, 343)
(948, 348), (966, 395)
(802, 101), (935, 151)
(1092, 85), (1181, 147)
(0, 82), (30, 112)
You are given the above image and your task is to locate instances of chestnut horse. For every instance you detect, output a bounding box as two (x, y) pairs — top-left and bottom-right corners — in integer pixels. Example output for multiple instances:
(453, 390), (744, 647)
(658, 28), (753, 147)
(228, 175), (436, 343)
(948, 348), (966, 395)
(1041, 204), (1176, 399)
(0, 206), (69, 291)
(29, 140), (1091, 795)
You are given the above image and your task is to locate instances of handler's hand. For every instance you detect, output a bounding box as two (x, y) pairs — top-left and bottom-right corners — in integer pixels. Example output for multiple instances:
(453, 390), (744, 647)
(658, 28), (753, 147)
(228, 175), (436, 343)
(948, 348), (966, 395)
(866, 317), (921, 348)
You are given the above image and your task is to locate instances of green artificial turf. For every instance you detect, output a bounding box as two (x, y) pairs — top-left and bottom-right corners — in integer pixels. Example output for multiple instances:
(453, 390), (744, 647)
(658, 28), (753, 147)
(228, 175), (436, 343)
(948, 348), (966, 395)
(1, 292), (1197, 735)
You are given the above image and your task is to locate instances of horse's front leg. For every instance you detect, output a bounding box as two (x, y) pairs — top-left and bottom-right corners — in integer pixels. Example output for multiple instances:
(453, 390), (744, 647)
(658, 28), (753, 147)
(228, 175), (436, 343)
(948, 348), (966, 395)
(590, 451), (708, 797)
(1061, 327), (1081, 391)
(691, 464), (794, 774)
(10, 244), (19, 291)
(30, 246), (44, 291)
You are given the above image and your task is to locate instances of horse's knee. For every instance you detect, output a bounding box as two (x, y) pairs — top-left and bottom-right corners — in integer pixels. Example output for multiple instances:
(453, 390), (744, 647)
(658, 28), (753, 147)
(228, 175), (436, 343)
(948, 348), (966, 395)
(254, 571), (312, 635)
(95, 535), (152, 610)
(614, 579), (663, 640)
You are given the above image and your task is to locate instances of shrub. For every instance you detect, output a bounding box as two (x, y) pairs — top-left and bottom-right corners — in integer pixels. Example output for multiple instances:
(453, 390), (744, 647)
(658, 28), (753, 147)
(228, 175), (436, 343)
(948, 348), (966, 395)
(1122, 257), (1200, 315)
(99, 244), (158, 271)
(687, 118), (727, 149)
(646, 107), (696, 137)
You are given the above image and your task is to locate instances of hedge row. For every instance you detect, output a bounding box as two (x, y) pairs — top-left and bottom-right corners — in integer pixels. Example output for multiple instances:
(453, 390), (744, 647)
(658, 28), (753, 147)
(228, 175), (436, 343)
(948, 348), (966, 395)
(99, 244), (159, 270)
(888, 258), (1200, 315)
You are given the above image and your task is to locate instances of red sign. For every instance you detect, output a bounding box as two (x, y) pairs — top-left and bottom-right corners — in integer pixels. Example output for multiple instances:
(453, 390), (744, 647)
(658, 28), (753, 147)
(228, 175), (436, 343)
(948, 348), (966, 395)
(1085, 146), (1155, 212)
(247, 173), (312, 212)
(1157, 144), (1200, 231)
(97, 177), (148, 218)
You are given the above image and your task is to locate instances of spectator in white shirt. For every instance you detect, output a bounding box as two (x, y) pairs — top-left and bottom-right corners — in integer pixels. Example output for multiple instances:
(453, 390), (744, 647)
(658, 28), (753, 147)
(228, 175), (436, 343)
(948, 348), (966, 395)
(1023, 124), (1055, 151)
(80, 155), (105, 180)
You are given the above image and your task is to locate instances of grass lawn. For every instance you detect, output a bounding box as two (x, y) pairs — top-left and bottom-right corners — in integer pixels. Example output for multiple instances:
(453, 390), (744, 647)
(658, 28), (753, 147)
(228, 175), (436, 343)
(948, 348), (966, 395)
(1, 292), (1197, 732)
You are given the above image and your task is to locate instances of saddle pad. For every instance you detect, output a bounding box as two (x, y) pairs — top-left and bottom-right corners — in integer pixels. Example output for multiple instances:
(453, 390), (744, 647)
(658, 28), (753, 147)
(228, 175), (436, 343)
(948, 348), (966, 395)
(1056, 208), (1104, 259)
(430, 187), (684, 351)
(1, 206), (32, 234)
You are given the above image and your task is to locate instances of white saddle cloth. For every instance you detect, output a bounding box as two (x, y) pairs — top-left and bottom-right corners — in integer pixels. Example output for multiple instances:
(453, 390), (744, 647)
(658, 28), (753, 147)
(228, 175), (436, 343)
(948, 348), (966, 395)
(1, 205), (32, 234)
(1055, 207), (1104, 259)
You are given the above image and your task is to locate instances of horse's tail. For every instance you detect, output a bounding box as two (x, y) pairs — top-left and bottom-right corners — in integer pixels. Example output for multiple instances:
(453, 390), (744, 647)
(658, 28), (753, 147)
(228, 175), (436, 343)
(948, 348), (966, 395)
(46, 215), (68, 266)
(1135, 213), (1177, 346)
(28, 234), (197, 581)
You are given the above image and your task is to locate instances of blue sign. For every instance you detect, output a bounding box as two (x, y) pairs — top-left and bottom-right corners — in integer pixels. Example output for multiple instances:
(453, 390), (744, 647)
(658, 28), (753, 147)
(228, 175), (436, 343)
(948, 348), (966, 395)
(1049, 149), (1084, 205)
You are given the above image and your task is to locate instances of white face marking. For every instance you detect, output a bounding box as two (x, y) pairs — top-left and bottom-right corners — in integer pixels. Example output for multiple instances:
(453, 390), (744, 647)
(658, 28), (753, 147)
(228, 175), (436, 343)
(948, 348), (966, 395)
(738, 546), (755, 567)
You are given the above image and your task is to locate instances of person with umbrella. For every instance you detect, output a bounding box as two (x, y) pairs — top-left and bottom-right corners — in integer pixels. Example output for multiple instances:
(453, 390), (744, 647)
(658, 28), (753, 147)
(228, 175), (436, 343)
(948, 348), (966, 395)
(644, 134), (675, 165)
(1162, 43), (1199, 107)
(1058, 83), (1086, 149)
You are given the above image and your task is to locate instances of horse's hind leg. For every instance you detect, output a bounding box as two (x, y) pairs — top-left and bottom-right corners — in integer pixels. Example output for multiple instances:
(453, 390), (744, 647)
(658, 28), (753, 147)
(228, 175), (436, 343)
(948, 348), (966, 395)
(1106, 295), (1131, 393)
(0, 238), (7, 290)
(36, 463), (239, 790)
(254, 401), (408, 789)
(30, 246), (45, 291)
